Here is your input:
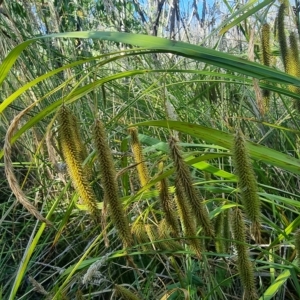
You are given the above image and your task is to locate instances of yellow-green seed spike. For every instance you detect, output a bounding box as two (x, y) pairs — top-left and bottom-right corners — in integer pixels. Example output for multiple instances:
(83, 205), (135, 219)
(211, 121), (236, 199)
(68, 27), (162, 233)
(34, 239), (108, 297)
(158, 219), (184, 251)
(68, 113), (92, 180)
(289, 32), (300, 75)
(145, 223), (176, 251)
(223, 208), (231, 252)
(285, 49), (299, 79)
(261, 23), (271, 67)
(278, 3), (288, 70)
(277, 4), (300, 112)
(262, 92), (271, 113)
(145, 224), (160, 249)
(131, 221), (151, 251)
(75, 289), (84, 300)
(58, 106), (100, 221)
(284, 48), (300, 111)
(129, 127), (149, 187)
(274, 17), (277, 41)
(169, 137), (214, 238)
(69, 113), (88, 163)
(295, 229), (300, 266)
(287, 33), (300, 112)
(174, 178), (202, 258)
(232, 208), (258, 300)
(214, 211), (225, 254)
(114, 284), (140, 300)
(94, 119), (132, 248)
(261, 23), (271, 112)
(158, 162), (180, 236)
(233, 129), (261, 242)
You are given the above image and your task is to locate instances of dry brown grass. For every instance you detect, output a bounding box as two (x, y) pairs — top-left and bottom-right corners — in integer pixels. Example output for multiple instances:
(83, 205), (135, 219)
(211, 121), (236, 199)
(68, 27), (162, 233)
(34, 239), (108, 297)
(4, 104), (51, 225)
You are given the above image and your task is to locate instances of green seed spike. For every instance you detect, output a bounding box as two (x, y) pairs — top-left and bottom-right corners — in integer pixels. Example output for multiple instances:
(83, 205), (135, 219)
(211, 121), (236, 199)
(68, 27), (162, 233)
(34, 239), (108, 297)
(278, 3), (288, 70)
(131, 221), (151, 251)
(158, 161), (180, 236)
(174, 178), (202, 258)
(129, 127), (149, 188)
(233, 129), (261, 242)
(94, 119), (132, 248)
(169, 136), (214, 238)
(68, 112), (92, 180)
(277, 4), (300, 112)
(261, 23), (271, 67)
(287, 33), (300, 112)
(274, 17), (278, 40)
(69, 113), (88, 163)
(232, 208), (258, 300)
(214, 211), (225, 253)
(58, 106), (100, 222)
(223, 208), (231, 252)
(114, 285), (140, 300)
(285, 49), (299, 79)
(289, 32), (300, 75)
(158, 219), (184, 251)
(261, 23), (271, 112)
(295, 229), (300, 266)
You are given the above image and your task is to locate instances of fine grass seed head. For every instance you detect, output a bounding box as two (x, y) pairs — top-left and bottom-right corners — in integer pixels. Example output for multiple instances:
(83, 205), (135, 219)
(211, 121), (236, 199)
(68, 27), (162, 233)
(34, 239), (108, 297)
(232, 207), (258, 300)
(233, 129), (261, 242)
(94, 119), (132, 248)
(169, 136), (214, 238)
(129, 127), (149, 188)
(58, 106), (100, 222)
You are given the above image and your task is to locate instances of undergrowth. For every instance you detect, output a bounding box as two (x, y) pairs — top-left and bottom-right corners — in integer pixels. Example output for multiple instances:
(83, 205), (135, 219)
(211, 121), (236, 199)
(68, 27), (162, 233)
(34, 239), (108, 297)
(2, 1), (300, 299)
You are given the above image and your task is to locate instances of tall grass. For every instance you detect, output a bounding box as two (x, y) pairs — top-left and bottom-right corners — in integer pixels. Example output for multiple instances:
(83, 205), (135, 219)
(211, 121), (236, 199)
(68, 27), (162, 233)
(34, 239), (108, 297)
(1, 1), (300, 299)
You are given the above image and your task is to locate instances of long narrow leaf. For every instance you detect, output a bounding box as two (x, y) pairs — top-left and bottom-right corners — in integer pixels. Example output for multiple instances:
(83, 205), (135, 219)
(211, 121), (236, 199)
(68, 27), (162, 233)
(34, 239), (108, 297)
(1, 32), (300, 88)
(131, 120), (300, 174)
(220, 0), (274, 34)
(259, 268), (291, 300)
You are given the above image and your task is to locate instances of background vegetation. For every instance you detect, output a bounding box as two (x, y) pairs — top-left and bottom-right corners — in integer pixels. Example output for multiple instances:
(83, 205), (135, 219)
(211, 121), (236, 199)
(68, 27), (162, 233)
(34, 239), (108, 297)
(1, 0), (300, 299)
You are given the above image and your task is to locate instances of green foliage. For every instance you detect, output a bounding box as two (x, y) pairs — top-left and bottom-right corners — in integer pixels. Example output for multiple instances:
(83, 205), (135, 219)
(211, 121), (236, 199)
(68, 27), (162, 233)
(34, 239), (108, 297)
(2, 1), (300, 300)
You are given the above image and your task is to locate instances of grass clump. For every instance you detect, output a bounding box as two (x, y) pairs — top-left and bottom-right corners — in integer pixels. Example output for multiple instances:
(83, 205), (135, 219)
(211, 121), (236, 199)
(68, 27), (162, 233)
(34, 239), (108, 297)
(2, 1), (300, 299)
